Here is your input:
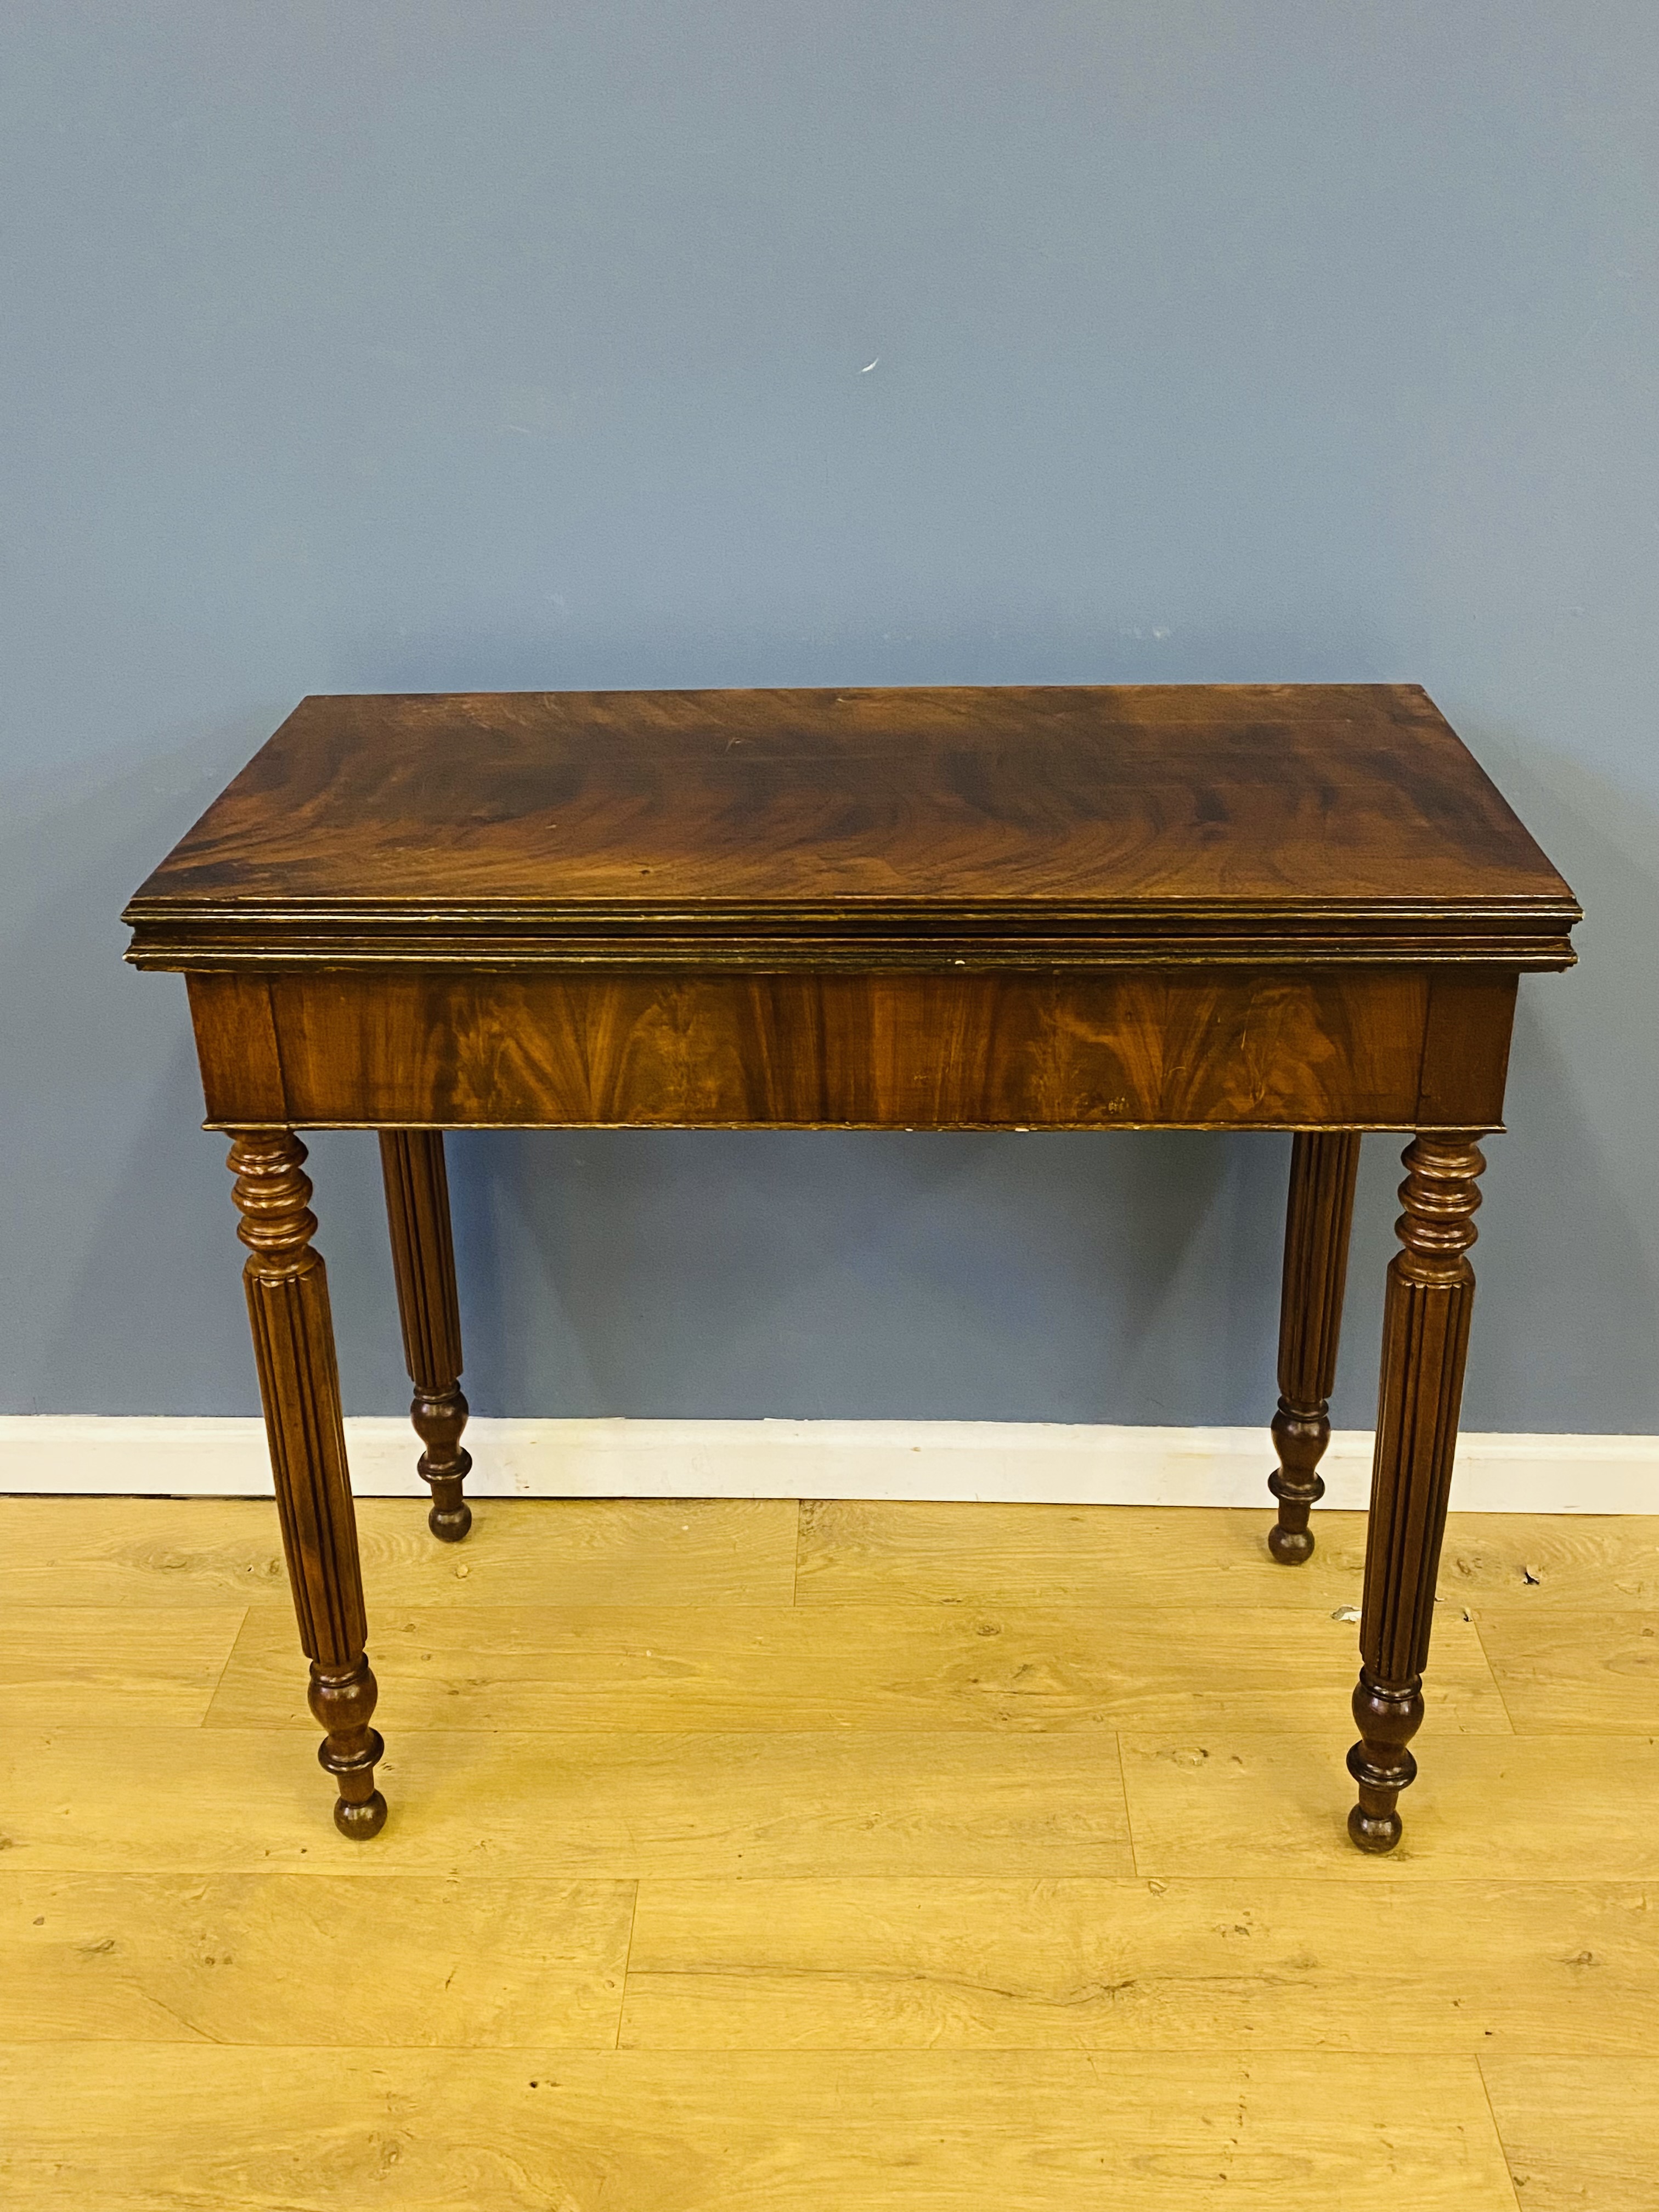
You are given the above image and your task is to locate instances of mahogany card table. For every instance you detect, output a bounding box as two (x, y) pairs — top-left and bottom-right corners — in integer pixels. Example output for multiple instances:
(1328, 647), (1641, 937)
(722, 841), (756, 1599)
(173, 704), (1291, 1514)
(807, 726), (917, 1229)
(124, 684), (1578, 1852)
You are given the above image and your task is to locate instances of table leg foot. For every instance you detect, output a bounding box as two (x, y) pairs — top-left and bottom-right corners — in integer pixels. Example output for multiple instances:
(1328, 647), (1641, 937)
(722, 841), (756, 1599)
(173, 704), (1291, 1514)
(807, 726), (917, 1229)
(1347, 1802), (1403, 1853)
(414, 1386), (472, 1543)
(311, 1657), (387, 1838)
(1345, 1673), (1422, 1852)
(426, 1499), (472, 1545)
(1266, 1464), (1318, 1564)
(1268, 1132), (1359, 1565)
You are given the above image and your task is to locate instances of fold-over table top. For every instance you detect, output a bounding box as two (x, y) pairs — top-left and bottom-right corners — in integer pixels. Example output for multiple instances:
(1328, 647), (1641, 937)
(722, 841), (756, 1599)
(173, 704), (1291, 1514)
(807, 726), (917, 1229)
(125, 685), (1578, 970)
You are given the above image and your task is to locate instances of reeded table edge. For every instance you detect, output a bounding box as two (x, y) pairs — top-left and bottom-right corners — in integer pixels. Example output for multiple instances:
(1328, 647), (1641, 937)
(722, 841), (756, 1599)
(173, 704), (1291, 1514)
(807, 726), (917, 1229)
(122, 895), (1581, 972)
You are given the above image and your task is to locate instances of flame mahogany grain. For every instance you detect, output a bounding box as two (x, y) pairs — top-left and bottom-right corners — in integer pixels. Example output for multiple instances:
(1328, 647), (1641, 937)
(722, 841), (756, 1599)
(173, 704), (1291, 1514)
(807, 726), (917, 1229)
(128, 686), (1577, 1848)
(126, 685), (1577, 967)
(184, 967), (1519, 1133)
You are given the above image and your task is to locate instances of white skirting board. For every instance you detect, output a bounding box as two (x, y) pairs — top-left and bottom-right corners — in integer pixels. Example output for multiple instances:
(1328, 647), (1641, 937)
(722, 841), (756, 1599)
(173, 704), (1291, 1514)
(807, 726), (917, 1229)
(0, 1415), (1655, 1513)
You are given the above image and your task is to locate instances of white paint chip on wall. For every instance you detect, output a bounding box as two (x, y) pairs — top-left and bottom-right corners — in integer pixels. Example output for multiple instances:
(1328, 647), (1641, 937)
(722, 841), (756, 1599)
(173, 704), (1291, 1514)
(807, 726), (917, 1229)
(0, 1418), (1653, 1513)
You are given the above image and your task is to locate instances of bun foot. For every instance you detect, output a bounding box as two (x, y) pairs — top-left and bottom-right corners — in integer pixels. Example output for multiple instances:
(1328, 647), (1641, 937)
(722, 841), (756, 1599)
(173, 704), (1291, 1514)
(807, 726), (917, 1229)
(312, 1665), (386, 1841)
(428, 1489), (473, 1543)
(1268, 1520), (1316, 1565)
(1347, 1800), (1403, 1853)
(1346, 1713), (1417, 1857)
(334, 1788), (388, 1840)
(1267, 1452), (1324, 1567)
(419, 1437), (472, 1542)
(323, 1724), (387, 1841)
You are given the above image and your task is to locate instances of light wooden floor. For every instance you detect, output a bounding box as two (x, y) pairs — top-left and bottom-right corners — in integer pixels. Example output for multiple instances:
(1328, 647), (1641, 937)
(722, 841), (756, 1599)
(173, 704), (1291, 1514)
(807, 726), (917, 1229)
(2, 1493), (1657, 2209)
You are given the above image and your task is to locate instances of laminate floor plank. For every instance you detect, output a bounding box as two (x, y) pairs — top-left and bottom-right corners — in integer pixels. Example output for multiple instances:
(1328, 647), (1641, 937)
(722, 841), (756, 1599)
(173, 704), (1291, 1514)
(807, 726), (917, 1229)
(0, 1497), (800, 1609)
(11, 1496), (1655, 1615)
(205, 1602), (1511, 1735)
(1481, 2056), (1659, 2212)
(1121, 1730), (1659, 1879)
(0, 1607), (245, 1725)
(0, 2046), (1520, 2211)
(619, 1875), (1658, 2053)
(5, 1493), (1649, 2211)
(0, 1727), (1133, 1877)
(1476, 1611), (1659, 1732)
(0, 1873), (634, 2046)
(1444, 1516), (1659, 1612)
(795, 1501), (1368, 1607)
(797, 1502), (1659, 1613)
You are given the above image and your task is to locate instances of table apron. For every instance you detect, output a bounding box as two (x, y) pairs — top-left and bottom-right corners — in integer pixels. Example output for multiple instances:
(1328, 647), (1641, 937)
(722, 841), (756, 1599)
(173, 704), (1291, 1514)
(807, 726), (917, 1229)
(185, 965), (1517, 1132)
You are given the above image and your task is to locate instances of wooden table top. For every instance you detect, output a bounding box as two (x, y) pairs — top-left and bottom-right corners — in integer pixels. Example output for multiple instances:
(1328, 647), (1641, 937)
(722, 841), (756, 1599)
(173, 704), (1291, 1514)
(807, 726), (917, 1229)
(124, 685), (1577, 972)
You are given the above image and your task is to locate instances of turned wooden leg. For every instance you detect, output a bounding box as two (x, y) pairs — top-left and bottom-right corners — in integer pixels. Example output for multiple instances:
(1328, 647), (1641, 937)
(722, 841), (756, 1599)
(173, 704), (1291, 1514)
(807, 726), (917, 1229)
(379, 1129), (472, 1542)
(1268, 1131), (1362, 1563)
(1347, 1132), (1484, 1854)
(229, 1129), (386, 1840)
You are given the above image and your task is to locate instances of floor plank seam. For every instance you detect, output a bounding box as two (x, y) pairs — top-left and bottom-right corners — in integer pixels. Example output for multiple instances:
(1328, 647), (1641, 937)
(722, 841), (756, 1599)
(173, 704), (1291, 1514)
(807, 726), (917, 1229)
(615, 1880), (641, 2051)
(198, 1607), (274, 1733)
(1474, 2055), (1527, 2212)
(1110, 1729), (1141, 1876)
(198, 1604), (251, 1728)
(1470, 1619), (1523, 1737)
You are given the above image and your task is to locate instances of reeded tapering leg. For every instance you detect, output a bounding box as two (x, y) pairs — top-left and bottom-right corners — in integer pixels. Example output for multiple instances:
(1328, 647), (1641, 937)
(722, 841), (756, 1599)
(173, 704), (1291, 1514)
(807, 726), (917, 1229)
(1268, 1131), (1362, 1563)
(229, 1130), (386, 1839)
(1347, 1132), (1484, 1854)
(379, 1129), (472, 1542)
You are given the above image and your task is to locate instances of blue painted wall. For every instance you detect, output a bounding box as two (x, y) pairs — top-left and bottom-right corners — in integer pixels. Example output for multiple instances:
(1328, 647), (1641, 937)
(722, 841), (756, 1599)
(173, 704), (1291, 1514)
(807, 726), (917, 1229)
(3, 2), (1654, 1428)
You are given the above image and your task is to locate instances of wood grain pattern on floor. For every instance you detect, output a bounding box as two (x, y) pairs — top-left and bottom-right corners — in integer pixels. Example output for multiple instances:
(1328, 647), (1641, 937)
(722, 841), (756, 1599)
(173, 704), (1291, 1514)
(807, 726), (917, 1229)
(0, 1496), (800, 1609)
(0, 1606), (245, 1724)
(2, 1492), (1653, 2207)
(618, 1875), (1659, 2053)
(0, 1726), (1135, 1877)
(1476, 1610), (1659, 1732)
(0, 2047), (1521, 2211)
(1481, 2055), (1659, 2212)
(797, 1502), (1659, 1612)
(1120, 1729), (1659, 1878)
(794, 1500), (1376, 1607)
(203, 1600), (1512, 1735)
(0, 1873), (635, 2046)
